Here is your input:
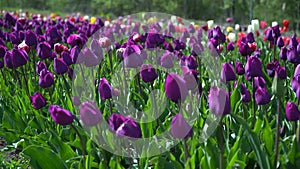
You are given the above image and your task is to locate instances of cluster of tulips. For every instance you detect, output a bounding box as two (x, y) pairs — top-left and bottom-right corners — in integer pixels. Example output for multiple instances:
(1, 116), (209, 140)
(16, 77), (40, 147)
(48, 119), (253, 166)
(1, 9), (300, 168)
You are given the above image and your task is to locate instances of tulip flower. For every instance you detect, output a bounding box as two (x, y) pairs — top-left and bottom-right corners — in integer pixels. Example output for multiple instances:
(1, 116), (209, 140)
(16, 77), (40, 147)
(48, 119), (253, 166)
(235, 62), (245, 75)
(38, 69), (54, 88)
(72, 96), (81, 106)
(80, 101), (102, 126)
(99, 37), (111, 48)
(240, 83), (251, 103)
(208, 86), (230, 116)
(36, 61), (47, 75)
(255, 87), (271, 105)
(239, 42), (251, 57)
(25, 30), (37, 47)
(11, 48), (28, 68)
(54, 58), (68, 74)
(221, 62), (236, 82)
(49, 105), (74, 125)
(285, 102), (300, 121)
(246, 32), (255, 43)
(37, 42), (52, 59)
(287, 47), (300, 64)
(123, 44), (144, 68)
(165, 73), (188, 103)
(140, 64), (158, 83)
(276, 37), (284, 48)
(160, 51), (174, 69)
(245, 56), (263, 79)
(108, 113), (142, 138)
(226, 42), (235, 51)
(30, 92), (47, 110)
(98, 78), (113, 100)
(67, 34), (84, 47)
(182, 66), (198, 91)
(279, 46), (287, 60)
(170, 114), (192, 139)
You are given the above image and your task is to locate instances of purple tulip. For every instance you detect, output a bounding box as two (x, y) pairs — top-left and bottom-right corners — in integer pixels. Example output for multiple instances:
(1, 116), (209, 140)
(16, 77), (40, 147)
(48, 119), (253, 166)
(226, 42), (235, 51)
(72, 96), (81, 106)
(182, 66), (198, 91)
(168, 22), (175, 33)
(188, 24), (195, 33)
(285, 102), (300, 121)
(239, 42), (251, 57)
(254, 77), (266, 90)
(36, 61), (47, 75)
(245, 56), (263, 79)
(276, 66), (287, 79)
(170, 114), (192, 139)
(279, 46), (287, 60)
(287, 47), (300, 64)
(292, 75), (300, 100)
(70, 46), (81, 64)
(49, 105), (74, 125)
(255, 87), (271, 105)
(12, 48), (28, 68)
(90, 39), (103, 59)
(208, 86), (230, 116)
(240, 83), (251, 103)
(67, 34), (83, 47)
(98, 78), (113, 100)
(174, 39), (186, 50)
(246, 32), (255, 43)
(30, 92), (47, 110)
(294, 64), (300, 77)
(266, 61), (279, 77)
(46, 26), (62, 44)
(165, 73), (188, 103)
(235, 62), (245, 75)
(0, 45), (6, 58)
(276, 37), (284, 48)
(289, 35), (298, 48)
(140, 64), (158, 83)
(266, 28), (274, 42)
(272, 25), (281, 39)
(191, 43), (202, 55)
(108, 113), (142, 139)
(123, 44), (144, 68)
(80, 101), (102, 126)
(37, 42), (52, 59)
(25, 30), (37, 47)
(221, 62), (236, 82)
(4, 51), (13, 69)
(160, 51), (174, 69)
(38, 69), (54, 88)
(54, 58), (68, 75)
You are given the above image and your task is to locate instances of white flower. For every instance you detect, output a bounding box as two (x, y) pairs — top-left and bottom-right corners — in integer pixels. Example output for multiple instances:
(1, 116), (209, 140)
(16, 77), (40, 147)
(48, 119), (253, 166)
(235, 24), (240, 31)
(83, 15), (89, 20)
(272, 21), (278, 27)
(104, 20), (110, 27)
(251, 19), (259, 31)
(228, 33), (236, 42)
(207, 20), (214, 29)
(247, 25), (253, 33)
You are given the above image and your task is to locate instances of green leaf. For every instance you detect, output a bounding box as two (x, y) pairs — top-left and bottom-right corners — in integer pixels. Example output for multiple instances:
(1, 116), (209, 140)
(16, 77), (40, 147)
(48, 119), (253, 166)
(22, 145), (68, 169)
(231, 114), (271, 169)
(262, 117), (274, 155)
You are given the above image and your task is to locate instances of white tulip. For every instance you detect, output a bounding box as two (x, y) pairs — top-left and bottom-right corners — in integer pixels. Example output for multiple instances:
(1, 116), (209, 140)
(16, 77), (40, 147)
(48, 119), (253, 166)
(251, 19), (259, 31)
(207, 20), (214, 29)
(272, 21), (278, 27)
(228, 33), (236, 42)
(235, 24), (240, 31)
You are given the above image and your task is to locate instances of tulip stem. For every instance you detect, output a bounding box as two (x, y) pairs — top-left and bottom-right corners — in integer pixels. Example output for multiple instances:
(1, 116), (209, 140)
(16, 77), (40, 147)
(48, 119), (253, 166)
(108, 99), (113, 116)
(122, 61), (128, 99)
(219, 119), (224, 169)
(273, 38), (277, 60)
(274, 99), (281, 168)
(183, 139), (192, 169)
(62, 74), (72, 100)
(71, 124), (86, 169)
(252, 79), (256, 126)
(1, 69), (7, 86)
(108, 50), (113, 73)
(136, 68), (142, 96)
(21, 67), (30, 95)
(48, 87), (53, 104)
(13, 68), (22, 89)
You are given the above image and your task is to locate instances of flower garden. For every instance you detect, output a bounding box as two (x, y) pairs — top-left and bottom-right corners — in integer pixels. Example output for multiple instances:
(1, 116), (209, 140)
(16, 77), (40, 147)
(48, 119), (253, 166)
(0, 10), (300, 169)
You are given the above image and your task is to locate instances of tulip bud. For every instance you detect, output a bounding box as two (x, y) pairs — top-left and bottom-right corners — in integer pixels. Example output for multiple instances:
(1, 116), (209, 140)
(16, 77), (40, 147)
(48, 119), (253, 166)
(38, 69), (54, 88)
(170, 114), (192, 139)
(80, 101), (102, 126)
(285, 102), (300, 121)
(226, 42), (235, 51)
(54, 58), (68, 74)
(98, 78), (113, 100)
(37, 42), (52, 59)
(140, 64), (158, 83)
(255, 87), (271, 105)
(36, 61), (47, 75)
(25, 30), (37, 47)
(208, 86), (230, 116)
(165, 73), (188, 103)
(245, 56), (263, 79)
(49, 105), (74, 125)
(30, 92), (47, 110)
(221, 62), (236, 82)
(235, 62), (245, 75)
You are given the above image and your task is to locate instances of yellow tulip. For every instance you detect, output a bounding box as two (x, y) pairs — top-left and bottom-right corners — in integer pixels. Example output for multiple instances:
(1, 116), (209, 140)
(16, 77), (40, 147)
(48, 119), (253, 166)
(90, 17), (96, 24)
(226, 26), (233, 33)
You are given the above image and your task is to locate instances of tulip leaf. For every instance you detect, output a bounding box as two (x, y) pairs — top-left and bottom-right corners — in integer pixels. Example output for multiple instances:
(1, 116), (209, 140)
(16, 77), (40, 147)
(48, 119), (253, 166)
(231, 114), (271, 169)
(262, 117), (274, 155)
(22, 145), (68, 169)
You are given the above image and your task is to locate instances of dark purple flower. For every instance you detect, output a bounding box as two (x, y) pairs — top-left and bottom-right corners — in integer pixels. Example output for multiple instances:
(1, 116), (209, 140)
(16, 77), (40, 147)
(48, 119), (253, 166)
(272, 25), (281, 39)
(54, 58), (68, 74)
(0, 61), (3, 69)
(245, 56), (263, 79)
(4, 51), (13, 69)
(82, 47), (101, 67)
(140, 64), (158, 83)
(39, 69), (54, 88)
(46, 26), (62, 44)
(80, 101), (102, 126)
(276, 37), (284, 48)
(160, 51), (174, 69)
(276, 66), (287, 79)
(0, 45), (7, 58)
(170, 114), (192, 139)
(37, 42), (52, 59)
(11, 48), (28, 68)
(254, 77), (266, 89)
(49, 105), (74, 125)
(289, 34), (298, 48)
(221, 62), (236, 82)
(174, 39), (186, 50)
(188, 24), (195, 34)
(72, 96), (81, 106)
(165, 73), (188, 103)
(98, 78), (113, 100)
(285, 102), (300, 121)
(30, 92), (47, 110)
(67, 34), (83, 47)
(123, 45), (144, 68)
(208, 86), (230, 116)
(287, 47), (300, 64)
(255, 87), (271, 105)
(9, 31), (20, 44)
(25, 30), (37, 47)
(61, 51), (73, 66)
(36, 61), (47, 75)
(279, 46), (287, 60)
(108, 113), (127, 131)
(266, 28), (274, 42)
(246, 32), (255, 43)
(226, 42), (235, 51)
(235, 62), (245, 75)
(239, 42), (251, 57)
(292, 75), (300, 100)
(182, 66), (198, 91)
(240, 83), (251, 103)
(70, 46), (81, 64)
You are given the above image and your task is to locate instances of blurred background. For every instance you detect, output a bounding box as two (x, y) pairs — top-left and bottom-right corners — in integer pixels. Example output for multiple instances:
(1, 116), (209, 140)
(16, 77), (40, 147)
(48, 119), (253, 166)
(1, 0), (299, 30)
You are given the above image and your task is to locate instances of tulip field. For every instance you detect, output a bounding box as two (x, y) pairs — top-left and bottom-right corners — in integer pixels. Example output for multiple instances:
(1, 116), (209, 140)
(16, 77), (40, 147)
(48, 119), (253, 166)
(1, 10), (300, 169)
